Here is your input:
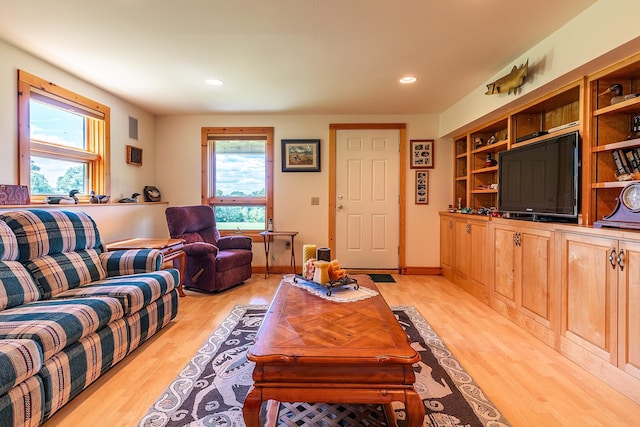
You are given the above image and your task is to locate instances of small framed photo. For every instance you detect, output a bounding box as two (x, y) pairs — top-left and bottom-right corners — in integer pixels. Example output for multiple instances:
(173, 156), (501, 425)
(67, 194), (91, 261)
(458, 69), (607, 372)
(282, 139), (321, 172)
(415, 170), (429, 204)
(410, 139), (434, 169)
(126, 145), (143, 166)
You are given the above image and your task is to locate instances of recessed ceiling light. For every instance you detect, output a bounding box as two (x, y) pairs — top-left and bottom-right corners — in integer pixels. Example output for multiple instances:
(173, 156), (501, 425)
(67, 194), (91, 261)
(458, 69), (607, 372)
(399, 76), (417, 84)
(205, 79), (224, 86)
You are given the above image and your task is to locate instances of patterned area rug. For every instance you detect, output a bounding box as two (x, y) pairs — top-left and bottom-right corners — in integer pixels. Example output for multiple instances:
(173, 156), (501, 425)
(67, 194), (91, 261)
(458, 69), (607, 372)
(138, 305), (511, 427)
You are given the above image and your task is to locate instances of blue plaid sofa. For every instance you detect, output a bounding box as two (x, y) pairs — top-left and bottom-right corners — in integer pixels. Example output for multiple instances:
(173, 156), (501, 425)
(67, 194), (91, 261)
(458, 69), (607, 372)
(0, 210), (179, 426)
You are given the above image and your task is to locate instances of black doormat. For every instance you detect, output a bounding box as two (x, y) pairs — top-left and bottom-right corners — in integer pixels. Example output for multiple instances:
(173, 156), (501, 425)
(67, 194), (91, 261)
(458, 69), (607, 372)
(368, 274), (396, 283)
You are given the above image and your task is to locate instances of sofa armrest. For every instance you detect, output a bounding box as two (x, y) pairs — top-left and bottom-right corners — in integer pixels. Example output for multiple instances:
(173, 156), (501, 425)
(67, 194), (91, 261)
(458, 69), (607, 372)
(183, 242), (218, 257)
(217, 235), (252, 251)
(100, 248), (163, 277)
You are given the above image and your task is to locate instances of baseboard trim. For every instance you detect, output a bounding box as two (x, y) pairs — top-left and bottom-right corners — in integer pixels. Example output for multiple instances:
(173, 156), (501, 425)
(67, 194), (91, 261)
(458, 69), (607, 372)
(401, 266), (442, 275)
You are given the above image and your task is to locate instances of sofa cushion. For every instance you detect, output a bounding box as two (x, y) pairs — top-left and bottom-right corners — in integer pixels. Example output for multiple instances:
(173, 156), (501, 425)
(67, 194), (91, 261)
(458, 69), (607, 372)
(0, 210), (104, 261)
(24, 249), (106, 299)
(0, 221), (18, 262)
(0, 261), (41, 310)
(54, 269), (179, 315)
(39, 319), (129, 418)
(0, 375), (44, 427)
(0, 339), (43, 396)
(0, 297), (124, 360)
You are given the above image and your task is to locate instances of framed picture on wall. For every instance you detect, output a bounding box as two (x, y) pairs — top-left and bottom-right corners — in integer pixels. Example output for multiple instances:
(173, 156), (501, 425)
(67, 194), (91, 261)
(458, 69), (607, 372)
(126, 145), (143, 166)
(415, 170), (429, 204)
(282, 139), (321, 172)
(410, 139), (434, 169)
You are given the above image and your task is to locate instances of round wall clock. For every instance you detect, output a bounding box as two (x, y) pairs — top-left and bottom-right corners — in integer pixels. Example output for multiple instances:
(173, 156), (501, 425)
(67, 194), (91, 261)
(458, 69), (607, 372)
(594, 182), (640, 229)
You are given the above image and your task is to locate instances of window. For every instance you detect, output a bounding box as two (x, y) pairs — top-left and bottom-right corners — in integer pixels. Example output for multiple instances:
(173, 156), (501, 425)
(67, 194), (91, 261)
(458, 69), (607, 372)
(18, 70), (110, 202)
(202, 127), (273, 234)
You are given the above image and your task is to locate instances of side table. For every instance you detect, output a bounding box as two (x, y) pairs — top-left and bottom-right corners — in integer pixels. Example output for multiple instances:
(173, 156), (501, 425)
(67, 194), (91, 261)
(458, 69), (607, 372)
(106, 238), (187, 297)
(259, 231), (298, 278)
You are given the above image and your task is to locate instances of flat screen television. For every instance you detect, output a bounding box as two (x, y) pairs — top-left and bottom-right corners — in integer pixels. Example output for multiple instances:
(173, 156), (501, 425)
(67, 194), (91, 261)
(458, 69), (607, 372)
(498, 131), (580, 222)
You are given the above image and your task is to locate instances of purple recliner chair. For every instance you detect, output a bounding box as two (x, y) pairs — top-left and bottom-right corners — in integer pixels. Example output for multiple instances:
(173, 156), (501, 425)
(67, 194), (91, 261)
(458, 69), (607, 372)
(165, 205), (253, 292)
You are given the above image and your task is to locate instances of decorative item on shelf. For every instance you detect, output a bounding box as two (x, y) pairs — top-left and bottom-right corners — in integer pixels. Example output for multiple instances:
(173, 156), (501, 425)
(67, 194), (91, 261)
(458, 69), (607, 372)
(594, 182), (640, 230)
(598, 83), (640, 106)
(46, 189), (79, 205)
(612, 150), (635, 181)
(447, 204), (456, 213)
(117, 192), (141, 203)
(89, 191), (110, 204)
(474, 137), (484, 149)
(0, 185), (29, 205)
(143, 186), (161, 202)
(629, 115), (640, 140)
(486, 135), (497, 145)
(484, 153), (497, 167)
(485, 59), (528, 95)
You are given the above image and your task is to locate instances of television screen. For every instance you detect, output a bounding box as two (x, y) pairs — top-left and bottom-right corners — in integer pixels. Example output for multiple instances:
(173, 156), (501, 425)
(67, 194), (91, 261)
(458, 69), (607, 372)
(498, 131), (580, 221)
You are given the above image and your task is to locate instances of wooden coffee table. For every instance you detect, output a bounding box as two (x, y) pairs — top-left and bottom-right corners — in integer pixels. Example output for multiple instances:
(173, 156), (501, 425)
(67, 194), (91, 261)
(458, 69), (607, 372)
(243, 275), (424, 426)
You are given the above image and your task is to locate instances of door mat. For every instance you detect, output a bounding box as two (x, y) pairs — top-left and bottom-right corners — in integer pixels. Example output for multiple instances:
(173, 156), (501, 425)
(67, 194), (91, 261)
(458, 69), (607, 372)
(368, 274), (396, 283)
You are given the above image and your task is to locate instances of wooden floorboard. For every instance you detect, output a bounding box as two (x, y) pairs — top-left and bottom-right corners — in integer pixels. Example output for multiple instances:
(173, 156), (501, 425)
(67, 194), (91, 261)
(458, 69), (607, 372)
(44, 274), (640, 426)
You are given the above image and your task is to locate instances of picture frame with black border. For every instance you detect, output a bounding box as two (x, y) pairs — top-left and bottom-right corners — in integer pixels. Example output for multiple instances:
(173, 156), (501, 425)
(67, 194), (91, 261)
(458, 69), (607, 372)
(281, 139), (321, 172)
(415, 170), (429, 204)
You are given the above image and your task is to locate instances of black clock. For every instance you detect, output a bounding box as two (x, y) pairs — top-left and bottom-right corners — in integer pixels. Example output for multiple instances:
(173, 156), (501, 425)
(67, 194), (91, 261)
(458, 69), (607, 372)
(594, 182), (640, 229)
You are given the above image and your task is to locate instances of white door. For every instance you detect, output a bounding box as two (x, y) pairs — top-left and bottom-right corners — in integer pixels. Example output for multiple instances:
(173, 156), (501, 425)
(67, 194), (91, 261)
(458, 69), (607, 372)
(335, 129), (399, 269)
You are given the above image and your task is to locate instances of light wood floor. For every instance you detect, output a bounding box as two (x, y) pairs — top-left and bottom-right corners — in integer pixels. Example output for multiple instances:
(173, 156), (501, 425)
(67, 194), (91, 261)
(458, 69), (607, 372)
(44, 274), (640, 426)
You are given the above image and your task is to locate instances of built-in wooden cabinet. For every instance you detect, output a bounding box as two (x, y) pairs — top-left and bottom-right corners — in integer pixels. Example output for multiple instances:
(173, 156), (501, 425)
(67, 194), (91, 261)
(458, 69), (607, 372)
(440, 213), (489, 303)
(560, 231), (640, 387)
(441, 51), (640, 404)
(587, 52), (640, 225)
(439, 215), (454, 277)
(489, 220), (557, 347)
(440, 213), (640, 403)
(452, 82), (582, 213)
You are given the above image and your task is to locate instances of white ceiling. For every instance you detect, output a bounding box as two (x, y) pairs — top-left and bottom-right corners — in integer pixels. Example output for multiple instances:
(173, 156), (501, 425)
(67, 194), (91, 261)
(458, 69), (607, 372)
(0, 0), (598, 116)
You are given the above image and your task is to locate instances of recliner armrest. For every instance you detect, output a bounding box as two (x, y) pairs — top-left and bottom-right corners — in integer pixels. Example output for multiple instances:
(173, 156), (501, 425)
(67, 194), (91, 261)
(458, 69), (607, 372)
(217, 235), (252, 251)
(183, 242), (218, 257)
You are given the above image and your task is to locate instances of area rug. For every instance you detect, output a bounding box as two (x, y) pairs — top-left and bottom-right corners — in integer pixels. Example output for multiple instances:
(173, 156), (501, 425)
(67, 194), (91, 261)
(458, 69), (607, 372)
(138, 305), (510, 427)
(368, 274), (396, 283)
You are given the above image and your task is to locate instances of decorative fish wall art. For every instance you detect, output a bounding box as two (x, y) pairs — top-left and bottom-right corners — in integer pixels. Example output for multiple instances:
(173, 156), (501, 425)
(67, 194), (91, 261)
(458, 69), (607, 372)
(485, 59), (529, 95)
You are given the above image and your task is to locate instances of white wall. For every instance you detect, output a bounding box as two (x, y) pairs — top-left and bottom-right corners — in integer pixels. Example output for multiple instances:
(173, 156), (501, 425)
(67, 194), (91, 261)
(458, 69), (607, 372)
(439, 0), (640, 137)
(155, 114), (447, 268)
(0, 39), (167, 242)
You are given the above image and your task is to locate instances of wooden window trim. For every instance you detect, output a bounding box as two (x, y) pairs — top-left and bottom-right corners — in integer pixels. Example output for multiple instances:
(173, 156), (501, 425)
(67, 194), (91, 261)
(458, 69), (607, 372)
(201, 127), (274, 237)
(18, 70), (110, 202)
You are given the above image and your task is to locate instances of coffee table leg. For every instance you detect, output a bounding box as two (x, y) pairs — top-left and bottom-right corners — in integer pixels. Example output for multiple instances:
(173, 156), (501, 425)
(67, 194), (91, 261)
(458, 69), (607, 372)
(242, 386), (262, 427)
(404, 389), (425, 427)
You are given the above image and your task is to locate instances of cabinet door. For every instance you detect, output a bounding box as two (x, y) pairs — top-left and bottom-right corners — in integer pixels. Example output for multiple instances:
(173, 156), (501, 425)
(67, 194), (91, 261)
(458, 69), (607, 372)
(468, 220), (487, 289)
(618, 239), (640, 379)
(520, 228), (554, 326)
(492, 224), (516, 302)
(561, 233), (618, 363)
(440, 216), (454, 272)
(453, 220), (470, 280)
